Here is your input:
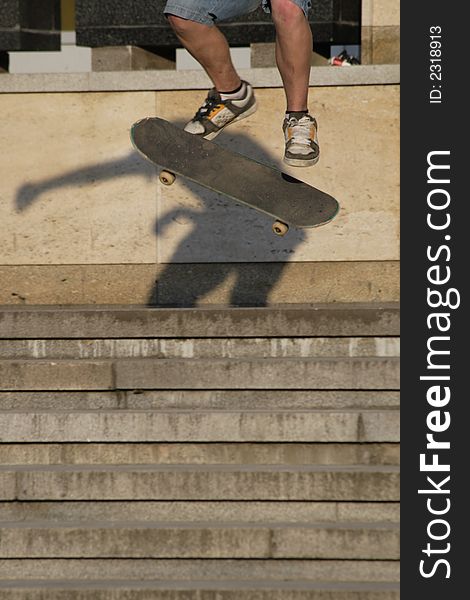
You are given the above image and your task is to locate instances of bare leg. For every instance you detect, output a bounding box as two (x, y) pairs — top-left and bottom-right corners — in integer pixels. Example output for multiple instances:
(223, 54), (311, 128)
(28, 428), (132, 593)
(167, 15), (241, 91)
(270, 0), (313, 111)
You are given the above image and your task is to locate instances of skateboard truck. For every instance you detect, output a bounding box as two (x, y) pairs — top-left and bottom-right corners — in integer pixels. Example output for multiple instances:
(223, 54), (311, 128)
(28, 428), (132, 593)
(158, 168), (290, 237)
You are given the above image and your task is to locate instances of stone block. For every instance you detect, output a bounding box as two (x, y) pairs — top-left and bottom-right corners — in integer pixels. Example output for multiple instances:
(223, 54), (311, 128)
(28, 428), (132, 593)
(0, 304), (401, 338)
(0, 409), (399, 442)
(0, 389), (401, 411)
(0, 442), (400, 466)
(0, 360), (114, 391)
(3, 260), (401, 306)
(0, 521), (399, 559)
(0, 356), (399, 391)
(0, 500), (399, 525)
(0, 92), (158, 267)
(362, 0), (400, 27)
(361, 26), (400, 65)
(91, 46), (175, 72)
(0, 584), (400, 600)
(0, 85), (399, 268)
(7, 464), (400, 500)
(0, 0), (61, 51)
(0, 558), (400, 582)
(0, 336), (400, 360)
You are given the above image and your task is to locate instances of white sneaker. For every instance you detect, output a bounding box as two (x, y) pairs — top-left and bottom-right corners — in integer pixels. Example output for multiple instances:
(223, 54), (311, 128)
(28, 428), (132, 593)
(184, 81), (257, 140)
(282, 113), (320, 167)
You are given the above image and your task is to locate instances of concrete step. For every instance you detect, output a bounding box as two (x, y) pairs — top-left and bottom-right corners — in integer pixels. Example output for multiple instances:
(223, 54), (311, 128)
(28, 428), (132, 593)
(0, 304), (400, 338)
(0, 409), (399, 442)
(0, 357), (400, 391)
(0, 336), (400, 360)
(0, 558), (400, 582)
(0, 520), (399, 559)
(0, 64), (400, 93)
(0, 303), (400, 589)
(0, 390), (400, 410)
(0, 501), (399, 524)
(0, 442), (400, 465)
(0, 464), (399, 501)
(0, 580), (400, 600)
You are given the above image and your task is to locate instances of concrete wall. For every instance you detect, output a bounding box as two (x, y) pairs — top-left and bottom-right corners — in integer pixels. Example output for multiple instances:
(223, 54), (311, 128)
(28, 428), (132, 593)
(361, 0), (400, 64)
(0, 82), (399, 305)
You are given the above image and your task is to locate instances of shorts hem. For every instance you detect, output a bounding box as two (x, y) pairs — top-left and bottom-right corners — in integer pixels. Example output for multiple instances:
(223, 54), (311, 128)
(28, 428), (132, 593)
(164, 3), (216, 26)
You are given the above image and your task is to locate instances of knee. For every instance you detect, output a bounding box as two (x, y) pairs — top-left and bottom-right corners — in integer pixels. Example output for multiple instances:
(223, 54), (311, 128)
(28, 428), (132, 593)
(271, 0), (306, 26)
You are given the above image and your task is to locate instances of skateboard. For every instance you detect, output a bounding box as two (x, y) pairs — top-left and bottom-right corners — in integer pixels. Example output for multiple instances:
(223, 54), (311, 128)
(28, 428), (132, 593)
(130, 117), (339, 236)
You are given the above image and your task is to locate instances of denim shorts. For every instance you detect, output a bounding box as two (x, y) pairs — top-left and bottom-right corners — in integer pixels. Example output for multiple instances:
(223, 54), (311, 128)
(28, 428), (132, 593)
(163, 1), (311, 25)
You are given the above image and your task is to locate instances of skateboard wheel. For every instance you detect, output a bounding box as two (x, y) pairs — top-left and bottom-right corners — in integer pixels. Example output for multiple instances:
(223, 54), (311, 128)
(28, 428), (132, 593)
(272, 221), (289, 236)
(159, 170), (176, 186)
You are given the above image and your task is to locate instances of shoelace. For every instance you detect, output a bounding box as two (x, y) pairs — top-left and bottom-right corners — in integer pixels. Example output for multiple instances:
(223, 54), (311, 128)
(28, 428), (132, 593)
(193, 90), (221, 120)
(287, 116), (315, 146)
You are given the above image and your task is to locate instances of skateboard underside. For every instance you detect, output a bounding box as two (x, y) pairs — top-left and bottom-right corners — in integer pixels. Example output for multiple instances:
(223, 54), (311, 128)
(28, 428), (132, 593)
(131, 117), (339, 230)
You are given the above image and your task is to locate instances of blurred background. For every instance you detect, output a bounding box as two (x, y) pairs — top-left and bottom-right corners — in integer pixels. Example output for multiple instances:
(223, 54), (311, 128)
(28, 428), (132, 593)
(0, 0), (399, 74)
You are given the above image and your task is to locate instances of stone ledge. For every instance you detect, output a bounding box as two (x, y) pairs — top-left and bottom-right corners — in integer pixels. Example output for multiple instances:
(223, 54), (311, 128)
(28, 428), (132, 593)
(0, 442), (399, 466)
(0, 302), (400, 338)
(0, 65), (400, 93)
(0, 390), (401, 411)
(0, 261), (400, 305)
(0, 558), (400, 582)
(0, 409), (399, 442)
(0, 357), (400, 391)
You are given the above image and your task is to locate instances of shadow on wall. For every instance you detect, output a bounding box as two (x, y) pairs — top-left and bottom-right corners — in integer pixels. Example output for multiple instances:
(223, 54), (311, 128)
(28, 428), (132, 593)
(15, 127), (306, 306)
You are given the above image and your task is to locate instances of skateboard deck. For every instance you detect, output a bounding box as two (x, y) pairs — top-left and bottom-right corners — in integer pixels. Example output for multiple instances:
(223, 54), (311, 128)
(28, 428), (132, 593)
(130, 117), (339, 235)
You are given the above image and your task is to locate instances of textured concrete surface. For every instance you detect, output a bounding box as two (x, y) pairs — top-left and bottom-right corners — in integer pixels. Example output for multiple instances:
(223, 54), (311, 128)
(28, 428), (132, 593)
(0, 410), (399, 442)
(0, 521), (399, 559)
(0, 583), (400, 600)
(92, 47), (176, 72)
(0, 500), (399, 524)
(0, 360), (114, 391)
(362, 27), (400, 65)
(0, 336), (400, 359)
(362, 0), (400, 26)
(0, 442), (400, 466)
(0, 92), (157, 265)
(0, 304), (400, 338)
(0, 84), (398, 277)
(0, 558), (400, 582)
(0, 390), (400, 410)
(0, 303), (400, 589)
(0, 356), (399, 391)
(114, 357), (400, 391)
(0, 261), (400, 305)
(1, 464), (399, 501)
(361, 1), (400, 65)
(0, 60), (399, 311)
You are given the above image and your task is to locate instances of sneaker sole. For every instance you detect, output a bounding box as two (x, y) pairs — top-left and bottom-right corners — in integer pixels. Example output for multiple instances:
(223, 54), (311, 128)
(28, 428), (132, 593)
(284, 154), (320, 167)
(203, 101), (258, 141)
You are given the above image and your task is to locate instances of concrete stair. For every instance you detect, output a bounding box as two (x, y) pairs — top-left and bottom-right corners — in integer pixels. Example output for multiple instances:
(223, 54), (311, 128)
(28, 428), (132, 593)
(0, 304), (400, 598)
